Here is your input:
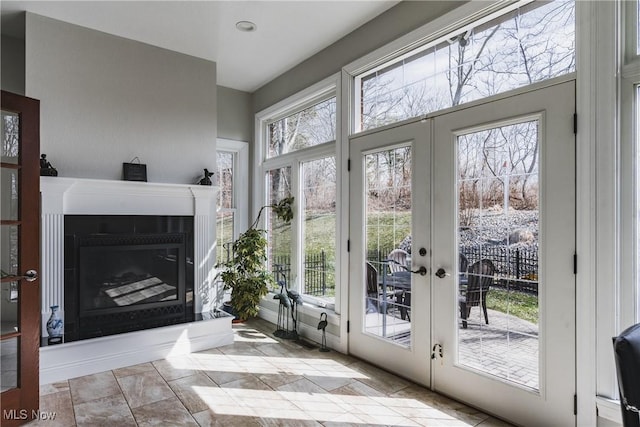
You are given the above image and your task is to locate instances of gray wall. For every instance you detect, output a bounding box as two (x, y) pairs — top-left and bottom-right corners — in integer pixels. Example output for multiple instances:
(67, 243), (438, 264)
(253, 0), (465, 113)
(1, 34), (25, 95)
(25, 13), (217, 184)
(217, 86), (252, 142)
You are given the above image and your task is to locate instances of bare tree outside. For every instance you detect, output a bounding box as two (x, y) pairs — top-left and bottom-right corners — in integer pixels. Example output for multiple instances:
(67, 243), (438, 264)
(2, 112), (19, 162)
(358, 0), (574, 130)
(216, 152), (234, 265)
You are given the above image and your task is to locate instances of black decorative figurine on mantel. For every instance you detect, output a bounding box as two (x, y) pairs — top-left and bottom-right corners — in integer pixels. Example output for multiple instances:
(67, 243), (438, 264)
(199, 168), (214, 186)
(40, 154), (58, 176)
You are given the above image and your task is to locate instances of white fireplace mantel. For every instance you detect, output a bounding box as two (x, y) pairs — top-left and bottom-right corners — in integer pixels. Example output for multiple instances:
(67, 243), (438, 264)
(40, 176), (218, 216)
(40, 176), (220, 327)
(39, 177), (232, 384)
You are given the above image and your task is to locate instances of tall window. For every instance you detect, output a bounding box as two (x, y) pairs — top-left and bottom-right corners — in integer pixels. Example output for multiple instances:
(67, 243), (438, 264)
(216, 151), (235, 265)
(259, 82), (338, 307)
(216, 140), (248, 266)
(355, 0), (575, 132)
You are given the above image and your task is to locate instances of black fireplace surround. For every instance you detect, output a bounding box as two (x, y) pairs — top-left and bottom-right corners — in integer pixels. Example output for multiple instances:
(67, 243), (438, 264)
(64, 215), (194, 342)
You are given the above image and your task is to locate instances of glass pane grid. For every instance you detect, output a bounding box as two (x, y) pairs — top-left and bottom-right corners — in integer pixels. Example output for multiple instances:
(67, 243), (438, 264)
(457, 120), (540, 390)
(364, 147), (412, 347)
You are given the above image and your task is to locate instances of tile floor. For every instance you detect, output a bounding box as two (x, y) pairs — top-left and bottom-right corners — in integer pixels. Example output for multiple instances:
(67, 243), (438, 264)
(28, 318), (513, 426)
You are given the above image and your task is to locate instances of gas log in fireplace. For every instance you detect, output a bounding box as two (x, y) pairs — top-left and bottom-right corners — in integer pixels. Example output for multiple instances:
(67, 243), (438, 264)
(64, 215), (194, 342)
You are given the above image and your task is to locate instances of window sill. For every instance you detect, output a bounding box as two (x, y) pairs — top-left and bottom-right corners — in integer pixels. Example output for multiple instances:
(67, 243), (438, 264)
(597, 396), (622, 425)
(265, 291), (339, 326)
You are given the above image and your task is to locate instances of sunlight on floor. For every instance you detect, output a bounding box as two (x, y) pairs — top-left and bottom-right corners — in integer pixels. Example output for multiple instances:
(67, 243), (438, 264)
(167, 352), (370, 379)
(34, 319), (504, 426)
(191, 386), (473, 426)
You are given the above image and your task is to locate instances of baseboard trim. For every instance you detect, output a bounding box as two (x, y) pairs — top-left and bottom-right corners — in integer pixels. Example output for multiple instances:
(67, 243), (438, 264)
(258, 308), (341, 351)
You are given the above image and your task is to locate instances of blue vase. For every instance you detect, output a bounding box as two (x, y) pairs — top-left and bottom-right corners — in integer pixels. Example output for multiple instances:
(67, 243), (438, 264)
(46, 305), (63, 337)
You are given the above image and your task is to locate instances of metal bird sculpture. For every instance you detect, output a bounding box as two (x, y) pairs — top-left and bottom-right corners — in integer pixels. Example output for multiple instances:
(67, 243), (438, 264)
(317, 312), (329, 352)
(273, 277), (291, 338)
(286, 286), (303, 339)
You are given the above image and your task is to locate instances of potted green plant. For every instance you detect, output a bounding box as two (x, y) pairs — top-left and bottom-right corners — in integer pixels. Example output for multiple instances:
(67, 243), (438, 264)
(218, 195), (294, 321)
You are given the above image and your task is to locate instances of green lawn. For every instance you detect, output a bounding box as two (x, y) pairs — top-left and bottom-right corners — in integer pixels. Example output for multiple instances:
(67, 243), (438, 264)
(487, 289), (539, 324)
(220, 211), (539, 323)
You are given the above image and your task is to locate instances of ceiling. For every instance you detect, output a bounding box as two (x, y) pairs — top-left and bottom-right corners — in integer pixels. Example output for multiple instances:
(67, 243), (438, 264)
(0, 1), (399, 92)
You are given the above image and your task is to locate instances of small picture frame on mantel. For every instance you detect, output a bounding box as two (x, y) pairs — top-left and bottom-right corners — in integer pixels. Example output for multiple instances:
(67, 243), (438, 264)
(122, 157), (147, 182)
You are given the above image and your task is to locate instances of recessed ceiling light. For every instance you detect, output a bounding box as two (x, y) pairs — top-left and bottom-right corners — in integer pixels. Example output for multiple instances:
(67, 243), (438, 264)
(236, 21), (257, 32)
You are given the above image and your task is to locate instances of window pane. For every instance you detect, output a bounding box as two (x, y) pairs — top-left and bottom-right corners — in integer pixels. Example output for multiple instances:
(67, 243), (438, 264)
(1, 225), (19, 276)
(358, 0), (575, 132)
(637, 85), (640, 318)
(0, 337), (18, 391)
(364, 146), (412, 345)
(217, 152), (233, 210)
(216, 211), (234, 265)
(301, 157), (336, 303)
(458, 120), (540, 390)
(1, 168), (18, 221)
(1, 111), (19, 164)
(268, 97), (336, 158)
(267, 167), (292, 292)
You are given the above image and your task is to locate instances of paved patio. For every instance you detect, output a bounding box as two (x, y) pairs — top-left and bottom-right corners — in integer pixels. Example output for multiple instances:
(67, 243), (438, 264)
(458, 309), (539, 390)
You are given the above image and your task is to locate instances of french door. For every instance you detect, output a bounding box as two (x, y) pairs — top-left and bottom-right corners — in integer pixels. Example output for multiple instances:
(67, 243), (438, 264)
(348, 120), (431, 385)
(1, 91), (41, 426)
(349, 79), (575, 426)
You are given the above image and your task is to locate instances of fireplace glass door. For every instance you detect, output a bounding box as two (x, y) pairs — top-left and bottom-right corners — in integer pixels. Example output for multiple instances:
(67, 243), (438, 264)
(79, 243), (183, 314)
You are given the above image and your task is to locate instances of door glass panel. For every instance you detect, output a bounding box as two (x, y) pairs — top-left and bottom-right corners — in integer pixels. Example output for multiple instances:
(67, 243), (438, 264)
(1, 281), (19, 332)
(1, 225), (19, 276)
(364, 146), (412, 346)
(457, 120), (540, 390)
(1, 168), (19, 220)
(1, 111), (19, 164)
(0, 337), (19, 391)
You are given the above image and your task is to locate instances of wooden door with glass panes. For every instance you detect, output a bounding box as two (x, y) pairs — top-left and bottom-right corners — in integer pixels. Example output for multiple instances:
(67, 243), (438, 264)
(1, 91), (41, 426)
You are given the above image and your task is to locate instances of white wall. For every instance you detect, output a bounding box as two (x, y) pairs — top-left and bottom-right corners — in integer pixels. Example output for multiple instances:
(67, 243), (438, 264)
(25, 13), (217, 184)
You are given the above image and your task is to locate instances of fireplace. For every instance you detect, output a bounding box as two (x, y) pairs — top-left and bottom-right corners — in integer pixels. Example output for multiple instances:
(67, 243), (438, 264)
(64, 215), (194, 342)
(39, 178), (233, 385)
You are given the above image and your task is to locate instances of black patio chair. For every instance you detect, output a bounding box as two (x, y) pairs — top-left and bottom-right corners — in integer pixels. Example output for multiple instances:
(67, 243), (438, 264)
(365, 262), (395, 314)
(459, 253), (469, 286)
(459, 259), (495, 329)
(613, 323), (640, 427)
